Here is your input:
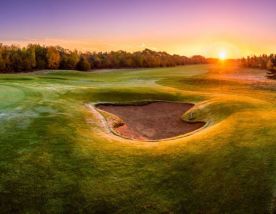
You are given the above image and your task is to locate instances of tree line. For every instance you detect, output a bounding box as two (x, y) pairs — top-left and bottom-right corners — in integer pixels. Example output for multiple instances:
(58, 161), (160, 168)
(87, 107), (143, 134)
(240, 54), (276, 79)
(0, 44), (207, 73)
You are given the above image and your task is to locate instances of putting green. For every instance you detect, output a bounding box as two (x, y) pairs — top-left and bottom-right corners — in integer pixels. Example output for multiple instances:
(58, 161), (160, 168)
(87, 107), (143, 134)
(0, 65), (275, 213)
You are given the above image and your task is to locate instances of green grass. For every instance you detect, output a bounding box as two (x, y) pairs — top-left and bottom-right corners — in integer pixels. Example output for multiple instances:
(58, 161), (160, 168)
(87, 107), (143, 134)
(0, 65), (275, 213)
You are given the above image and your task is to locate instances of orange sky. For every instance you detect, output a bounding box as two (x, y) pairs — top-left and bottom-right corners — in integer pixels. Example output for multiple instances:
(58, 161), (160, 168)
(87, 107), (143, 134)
(5, 36), (275, 59)
(1, 0), (276, 58)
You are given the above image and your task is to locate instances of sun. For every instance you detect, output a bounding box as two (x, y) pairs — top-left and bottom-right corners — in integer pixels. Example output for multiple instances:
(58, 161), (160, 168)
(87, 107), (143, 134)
(218, 51), (227, 60)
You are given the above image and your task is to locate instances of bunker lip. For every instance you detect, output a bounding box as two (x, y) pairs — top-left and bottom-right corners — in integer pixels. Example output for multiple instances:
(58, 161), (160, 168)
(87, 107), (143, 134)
(95, 101), (205, 141)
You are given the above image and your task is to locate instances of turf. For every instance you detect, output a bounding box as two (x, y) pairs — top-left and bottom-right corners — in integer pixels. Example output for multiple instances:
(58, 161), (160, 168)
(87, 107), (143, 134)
(0, 64), (275, 213)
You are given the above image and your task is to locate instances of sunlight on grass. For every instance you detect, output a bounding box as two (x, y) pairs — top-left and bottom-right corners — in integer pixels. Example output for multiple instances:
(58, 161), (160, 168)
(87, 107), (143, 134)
(0, 65), (275, 213)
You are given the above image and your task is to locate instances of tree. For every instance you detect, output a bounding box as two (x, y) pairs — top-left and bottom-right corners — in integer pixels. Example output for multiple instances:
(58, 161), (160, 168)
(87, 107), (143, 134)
(9, 47), (23, 72)
(0, 45), (5, 72)
(60, 50), (80, 70)
(19, 47), (37, 71)
(77, 56), (91, 71)
(46, 47), (61, 69)
(191, 55), (207, 64)
(0, 44), (209, 73)
(29, 44), (47, 69)
(266, 59), (273, 70)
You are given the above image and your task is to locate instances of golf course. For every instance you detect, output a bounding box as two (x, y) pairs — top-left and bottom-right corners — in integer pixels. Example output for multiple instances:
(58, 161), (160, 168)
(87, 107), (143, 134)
(0, 64), (275, 213)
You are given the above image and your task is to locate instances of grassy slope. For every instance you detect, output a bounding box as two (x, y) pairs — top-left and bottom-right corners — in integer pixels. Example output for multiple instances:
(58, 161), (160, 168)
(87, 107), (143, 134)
(0, 65), (275, 213)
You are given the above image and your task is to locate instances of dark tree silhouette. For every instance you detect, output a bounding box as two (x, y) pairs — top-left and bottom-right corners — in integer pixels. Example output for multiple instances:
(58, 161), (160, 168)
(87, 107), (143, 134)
(77, 56), (91, 71)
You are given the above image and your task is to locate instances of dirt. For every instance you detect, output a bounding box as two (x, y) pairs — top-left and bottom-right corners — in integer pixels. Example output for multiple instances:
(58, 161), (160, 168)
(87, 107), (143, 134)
(96, 102), (205, 140)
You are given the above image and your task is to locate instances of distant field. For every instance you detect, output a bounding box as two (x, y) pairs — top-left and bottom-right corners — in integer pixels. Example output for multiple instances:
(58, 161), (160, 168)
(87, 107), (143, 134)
(0, 65), (275, 213)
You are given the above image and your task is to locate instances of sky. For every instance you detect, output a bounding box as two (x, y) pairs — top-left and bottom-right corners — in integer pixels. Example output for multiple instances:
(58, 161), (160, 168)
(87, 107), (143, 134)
(1, 0), (276, 58)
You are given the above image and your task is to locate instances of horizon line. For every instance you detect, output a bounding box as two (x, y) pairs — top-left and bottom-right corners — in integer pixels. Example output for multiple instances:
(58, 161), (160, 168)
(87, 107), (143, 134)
(1, 41), (274, 59)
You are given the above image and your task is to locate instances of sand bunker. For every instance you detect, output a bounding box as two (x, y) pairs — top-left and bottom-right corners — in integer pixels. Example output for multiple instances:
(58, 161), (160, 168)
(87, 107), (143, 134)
(96, 102), (205, 141)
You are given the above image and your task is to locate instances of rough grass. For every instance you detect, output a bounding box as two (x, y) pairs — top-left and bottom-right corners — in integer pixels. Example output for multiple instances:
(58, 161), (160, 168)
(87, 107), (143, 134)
(0, 65), (275, 213)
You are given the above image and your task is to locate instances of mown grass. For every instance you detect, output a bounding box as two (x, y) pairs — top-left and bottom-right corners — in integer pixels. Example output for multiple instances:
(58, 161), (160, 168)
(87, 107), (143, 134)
(0, 65), (275, 213)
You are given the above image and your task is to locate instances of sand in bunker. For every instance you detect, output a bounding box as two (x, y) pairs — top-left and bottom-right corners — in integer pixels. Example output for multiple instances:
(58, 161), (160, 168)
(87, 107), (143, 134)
(96, 102), (205, 140)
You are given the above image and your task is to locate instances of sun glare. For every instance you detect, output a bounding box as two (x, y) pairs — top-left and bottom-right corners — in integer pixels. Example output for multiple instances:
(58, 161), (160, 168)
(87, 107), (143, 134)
(218, 51), (227, 60)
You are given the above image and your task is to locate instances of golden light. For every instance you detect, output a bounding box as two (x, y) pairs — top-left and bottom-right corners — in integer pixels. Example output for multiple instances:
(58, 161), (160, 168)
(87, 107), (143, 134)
(218, 51), (227, 60)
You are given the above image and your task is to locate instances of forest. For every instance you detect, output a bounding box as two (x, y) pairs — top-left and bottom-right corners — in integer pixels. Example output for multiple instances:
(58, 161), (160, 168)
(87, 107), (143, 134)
(0, 44), (207, 73)
(240, 54), (276, 78)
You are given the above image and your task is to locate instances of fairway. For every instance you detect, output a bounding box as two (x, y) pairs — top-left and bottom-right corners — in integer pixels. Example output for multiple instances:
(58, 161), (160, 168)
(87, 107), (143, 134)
(0, 65), (275, 213)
